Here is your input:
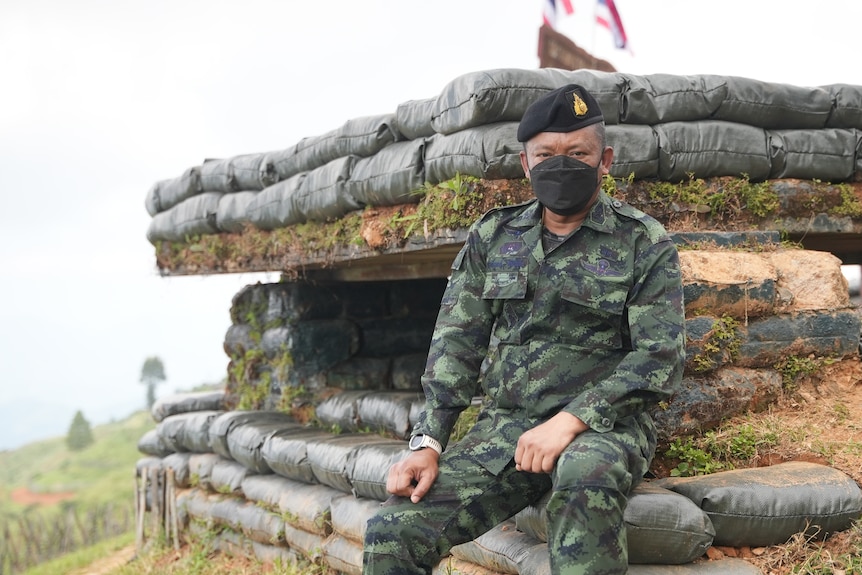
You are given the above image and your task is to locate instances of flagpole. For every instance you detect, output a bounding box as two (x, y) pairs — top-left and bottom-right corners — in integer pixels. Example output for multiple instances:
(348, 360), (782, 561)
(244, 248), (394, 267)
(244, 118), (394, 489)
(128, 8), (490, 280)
(590, 0), (597, 55)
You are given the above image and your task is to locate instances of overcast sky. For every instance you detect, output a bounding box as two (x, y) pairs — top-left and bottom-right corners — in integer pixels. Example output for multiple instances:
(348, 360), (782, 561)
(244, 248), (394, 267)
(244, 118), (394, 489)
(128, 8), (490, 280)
(2, 0), (861, 450)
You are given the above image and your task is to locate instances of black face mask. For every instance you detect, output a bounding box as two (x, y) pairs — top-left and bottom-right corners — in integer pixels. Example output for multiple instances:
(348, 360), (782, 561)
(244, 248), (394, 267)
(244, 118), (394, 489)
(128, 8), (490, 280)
(529, 155), (602, 216)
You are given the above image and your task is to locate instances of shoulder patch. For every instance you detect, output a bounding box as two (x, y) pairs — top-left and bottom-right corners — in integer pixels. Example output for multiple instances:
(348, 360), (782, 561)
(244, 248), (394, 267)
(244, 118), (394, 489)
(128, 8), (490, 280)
(610, 199), (670, 244)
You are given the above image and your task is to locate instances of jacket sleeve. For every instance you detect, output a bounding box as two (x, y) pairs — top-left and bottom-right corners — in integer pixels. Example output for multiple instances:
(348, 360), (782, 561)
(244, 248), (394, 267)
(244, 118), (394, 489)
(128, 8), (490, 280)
(562, 237), (686, 432)
(412, 224), (496, 448)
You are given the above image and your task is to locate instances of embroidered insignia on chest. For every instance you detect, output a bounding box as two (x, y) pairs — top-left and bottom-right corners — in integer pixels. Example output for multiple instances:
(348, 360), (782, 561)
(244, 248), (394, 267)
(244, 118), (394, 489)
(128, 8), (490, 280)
(500, 242), (523, 255)
(581, 259), (622, 277)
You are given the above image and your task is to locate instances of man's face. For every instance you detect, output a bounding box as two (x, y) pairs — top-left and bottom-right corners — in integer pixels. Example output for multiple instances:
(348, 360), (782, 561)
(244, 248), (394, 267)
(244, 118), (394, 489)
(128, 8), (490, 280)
(519, 126), (612, 176)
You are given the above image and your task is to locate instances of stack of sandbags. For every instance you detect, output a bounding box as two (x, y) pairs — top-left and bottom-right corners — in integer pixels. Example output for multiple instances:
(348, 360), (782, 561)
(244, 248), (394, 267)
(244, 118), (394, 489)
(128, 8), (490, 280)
(145, 69), (862, 244)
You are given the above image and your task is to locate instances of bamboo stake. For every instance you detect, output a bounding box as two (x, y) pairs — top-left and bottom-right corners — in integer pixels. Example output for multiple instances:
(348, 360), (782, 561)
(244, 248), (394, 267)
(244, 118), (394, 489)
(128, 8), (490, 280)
(136, 467), (147, 551)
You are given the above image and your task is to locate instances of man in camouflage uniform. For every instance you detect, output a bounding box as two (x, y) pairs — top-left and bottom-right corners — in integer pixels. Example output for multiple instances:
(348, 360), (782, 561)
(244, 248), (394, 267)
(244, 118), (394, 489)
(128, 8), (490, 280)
(363, 84), (685, 575)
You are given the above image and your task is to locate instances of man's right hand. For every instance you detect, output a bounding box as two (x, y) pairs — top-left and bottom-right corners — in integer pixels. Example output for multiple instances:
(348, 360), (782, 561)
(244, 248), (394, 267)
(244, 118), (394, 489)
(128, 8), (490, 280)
(386, 448), (440, 503)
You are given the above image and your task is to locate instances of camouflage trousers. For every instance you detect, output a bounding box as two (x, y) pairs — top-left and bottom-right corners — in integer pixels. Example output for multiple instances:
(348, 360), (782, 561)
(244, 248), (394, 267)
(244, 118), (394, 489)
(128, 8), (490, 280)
(362, 414), (656, 575)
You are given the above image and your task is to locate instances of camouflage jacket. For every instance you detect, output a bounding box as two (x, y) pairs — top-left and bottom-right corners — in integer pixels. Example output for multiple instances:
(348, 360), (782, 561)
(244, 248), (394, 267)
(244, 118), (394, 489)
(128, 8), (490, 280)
(413, 193), (686, 474)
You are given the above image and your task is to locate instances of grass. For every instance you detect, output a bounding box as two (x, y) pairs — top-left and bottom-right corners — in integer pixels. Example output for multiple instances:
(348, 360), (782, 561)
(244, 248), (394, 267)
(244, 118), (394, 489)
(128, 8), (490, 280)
(0, 410), (156, 512)
(20, 531), (135, 575)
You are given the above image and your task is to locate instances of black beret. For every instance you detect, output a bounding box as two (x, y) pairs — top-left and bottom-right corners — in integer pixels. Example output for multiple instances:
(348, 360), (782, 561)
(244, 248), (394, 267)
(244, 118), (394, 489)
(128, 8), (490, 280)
(517, 84), (604, 143)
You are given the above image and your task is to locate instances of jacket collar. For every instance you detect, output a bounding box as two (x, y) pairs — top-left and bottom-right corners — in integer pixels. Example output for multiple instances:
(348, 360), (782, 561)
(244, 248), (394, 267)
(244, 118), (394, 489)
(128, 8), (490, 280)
(508, 193), (617, 234)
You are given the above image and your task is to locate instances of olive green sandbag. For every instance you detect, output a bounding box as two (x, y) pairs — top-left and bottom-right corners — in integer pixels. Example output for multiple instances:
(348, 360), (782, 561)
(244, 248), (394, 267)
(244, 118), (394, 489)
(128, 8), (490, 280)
(514, 483), (715, 565)
(655, 461), (862, 547)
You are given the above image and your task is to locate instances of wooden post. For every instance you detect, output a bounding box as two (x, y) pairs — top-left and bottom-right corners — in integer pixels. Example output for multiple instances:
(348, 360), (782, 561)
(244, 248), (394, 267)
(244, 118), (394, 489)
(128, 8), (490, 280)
(135, 467), (147, 551)
(165, 468), (180, 550)
(149, 467), (160, 540)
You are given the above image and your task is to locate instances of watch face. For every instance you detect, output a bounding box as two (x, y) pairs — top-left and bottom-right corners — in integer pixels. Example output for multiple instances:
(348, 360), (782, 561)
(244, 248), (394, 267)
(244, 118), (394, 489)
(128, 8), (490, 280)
(409, 435), (424, 450)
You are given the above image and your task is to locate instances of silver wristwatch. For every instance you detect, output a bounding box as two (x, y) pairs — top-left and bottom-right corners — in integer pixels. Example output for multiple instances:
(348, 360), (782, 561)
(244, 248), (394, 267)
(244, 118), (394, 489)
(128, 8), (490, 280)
(408, 434), (442, 455)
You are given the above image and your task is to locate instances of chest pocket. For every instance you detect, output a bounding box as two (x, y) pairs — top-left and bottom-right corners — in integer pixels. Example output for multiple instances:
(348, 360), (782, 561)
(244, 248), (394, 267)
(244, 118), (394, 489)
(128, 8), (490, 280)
(559, 277), (628, 349)
(482, 271), (528, 300)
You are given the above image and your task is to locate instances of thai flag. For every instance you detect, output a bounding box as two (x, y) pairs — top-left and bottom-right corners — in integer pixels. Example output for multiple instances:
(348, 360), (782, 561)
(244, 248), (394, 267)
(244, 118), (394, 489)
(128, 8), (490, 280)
(595, 0), (628, 50)
(543, 0), (575, 28)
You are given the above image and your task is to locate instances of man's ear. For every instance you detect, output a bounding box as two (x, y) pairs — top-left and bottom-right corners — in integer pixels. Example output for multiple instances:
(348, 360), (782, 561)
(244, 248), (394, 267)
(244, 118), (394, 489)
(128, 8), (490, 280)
(600, 146), (614, 176)
(519, 150), (531, 179)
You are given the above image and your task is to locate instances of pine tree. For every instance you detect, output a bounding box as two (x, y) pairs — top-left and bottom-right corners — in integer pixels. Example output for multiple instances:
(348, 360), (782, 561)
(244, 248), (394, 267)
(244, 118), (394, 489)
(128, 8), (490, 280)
(66, 410), (94, 451)
(140, 356), (167, 410)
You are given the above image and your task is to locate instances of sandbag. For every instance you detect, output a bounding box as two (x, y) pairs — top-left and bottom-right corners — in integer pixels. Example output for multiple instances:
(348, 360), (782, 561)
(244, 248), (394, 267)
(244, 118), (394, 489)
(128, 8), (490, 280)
(226, 418), (303, 473)
(293, 155), (360, 222)
(266, 131), (341, 183)
(199, 158), (237, 193)
(188, 453), (225, 490)
(208, 410), (297, 459)
(325, 356), (393, 391)
(210, 458), (256, 494)
(621, 74), (728, 125)
(346, 138), (426, 207)
(144, 166), (202, 216)
(251, 541), (299, 566)
(656, 462), (862, 547)
(241, 474), (339, 535)
(391, 353), (427, 391)
(330, 494), (382, 543)
(394, 97), (436, 140)
(430, 68), (626, 135)
(137, 429), (173, 457)
(216, 190), (257, 233)
(355, 316), (436, 358)
(233, 500), (285, 545)
(322, 534), (363, 575)
(515, 483), (714, 565)
(356, 391), (425, 439)
(245, 172), (308, 230)
(282, 522), (327, 561)
(261, 320), (360, 370)
(151, 390), (226, 423)
(146, 192), (223, 243)
(768, 128), (856, 181)
(334, 114), (398, 158)
(156, 410), (224, 453)
(229, 153), (278, 191)
(260, 427), (336, 483)
(424, 123), (524, 185)
(345, 440), (410, 500)
(710, 76), (832, 129)
(655, 121), (770, 182)
(306, 433), (396, 494)
(162, 452), (193, 488)
(315, 390), (376, 431)
(135, 456), (163, 476)
(822, 83), (862, 129)
(606, 124), (659, 179)
(450, 520), (538, 574)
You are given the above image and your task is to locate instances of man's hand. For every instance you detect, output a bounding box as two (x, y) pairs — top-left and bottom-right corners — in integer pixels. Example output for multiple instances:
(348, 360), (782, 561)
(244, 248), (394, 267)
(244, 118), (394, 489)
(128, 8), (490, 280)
(515, 412), (589, 473)
(386, 448), (440, 503)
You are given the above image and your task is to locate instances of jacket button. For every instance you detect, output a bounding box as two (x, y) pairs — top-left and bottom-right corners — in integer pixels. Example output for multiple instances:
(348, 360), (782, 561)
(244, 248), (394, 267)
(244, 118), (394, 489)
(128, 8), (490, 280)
(601, 418), (612, 428)
(612, 200), (622, 208)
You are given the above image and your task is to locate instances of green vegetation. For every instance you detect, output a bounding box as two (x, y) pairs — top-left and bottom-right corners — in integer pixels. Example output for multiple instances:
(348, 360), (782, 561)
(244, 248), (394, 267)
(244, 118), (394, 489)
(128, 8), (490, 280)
(661, 419), (783, 477)
(20, 531), (134, 575)
(0, 410), (154, 509)
(140, 356), (167, 410)
(689, 314), (741, 372)
(774, 355), (830, 392)
(644, 173), (779, 219)
(66, 410), (95, 452)
(0, 411), (155, 573)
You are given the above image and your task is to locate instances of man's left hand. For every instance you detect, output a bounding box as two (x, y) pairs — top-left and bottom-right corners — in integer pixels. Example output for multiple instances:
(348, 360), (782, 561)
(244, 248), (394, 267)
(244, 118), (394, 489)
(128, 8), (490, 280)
(514, 412), (589, 473)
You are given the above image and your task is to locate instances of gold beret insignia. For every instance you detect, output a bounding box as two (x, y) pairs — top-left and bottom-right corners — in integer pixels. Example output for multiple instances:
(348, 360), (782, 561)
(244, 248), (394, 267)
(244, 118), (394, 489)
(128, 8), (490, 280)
(573, 93), (588, 116)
